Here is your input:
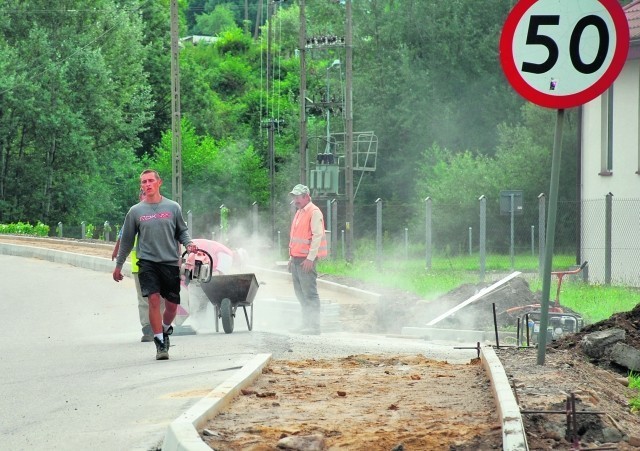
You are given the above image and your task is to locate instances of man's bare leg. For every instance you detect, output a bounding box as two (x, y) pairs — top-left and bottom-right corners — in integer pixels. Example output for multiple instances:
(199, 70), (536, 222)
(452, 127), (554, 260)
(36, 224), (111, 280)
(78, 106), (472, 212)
(148, 293), (164, 336)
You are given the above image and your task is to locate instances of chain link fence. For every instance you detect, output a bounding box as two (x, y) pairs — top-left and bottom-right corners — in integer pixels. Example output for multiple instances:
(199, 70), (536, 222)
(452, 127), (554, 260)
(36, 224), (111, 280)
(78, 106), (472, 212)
(39, 194), (640, 286)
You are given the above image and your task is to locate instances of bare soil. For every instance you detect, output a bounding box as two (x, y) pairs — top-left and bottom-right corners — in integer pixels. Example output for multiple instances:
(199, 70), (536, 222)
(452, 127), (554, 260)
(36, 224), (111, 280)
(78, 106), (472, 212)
(4, 235), (640, 449)
(202, 355), (501, 450)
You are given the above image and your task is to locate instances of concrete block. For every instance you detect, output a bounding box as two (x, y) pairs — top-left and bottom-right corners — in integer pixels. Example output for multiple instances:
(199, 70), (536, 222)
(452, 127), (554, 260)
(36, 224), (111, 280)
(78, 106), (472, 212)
(581, 328), (625, 359)
(610, 342), (640, 371)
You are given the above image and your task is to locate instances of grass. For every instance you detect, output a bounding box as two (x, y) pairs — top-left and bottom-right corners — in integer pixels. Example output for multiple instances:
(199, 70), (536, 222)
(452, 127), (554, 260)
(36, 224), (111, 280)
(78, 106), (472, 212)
(530, 280), (640, 324)
(320, 251), (640, 413)
(629, 372), (640, 413)
(318, 253), (640, 324)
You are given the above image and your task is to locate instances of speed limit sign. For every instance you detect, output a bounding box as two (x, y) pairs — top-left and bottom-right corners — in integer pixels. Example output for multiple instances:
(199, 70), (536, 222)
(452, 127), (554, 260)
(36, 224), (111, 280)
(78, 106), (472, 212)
(500, 0), (629, 109)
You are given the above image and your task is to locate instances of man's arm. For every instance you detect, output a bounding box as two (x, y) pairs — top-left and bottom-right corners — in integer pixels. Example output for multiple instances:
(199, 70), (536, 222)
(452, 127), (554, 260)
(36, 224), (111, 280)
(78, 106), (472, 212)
(115, 209), (137, 269)
(111, 238), (120, 261)
(111, 228), (123, 261)
(307, 209), (324, 261)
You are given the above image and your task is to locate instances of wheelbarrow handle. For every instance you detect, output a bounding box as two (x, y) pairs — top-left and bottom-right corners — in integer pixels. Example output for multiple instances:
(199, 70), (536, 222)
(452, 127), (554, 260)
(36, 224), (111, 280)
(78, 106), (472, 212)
(551, 261), (588, 277)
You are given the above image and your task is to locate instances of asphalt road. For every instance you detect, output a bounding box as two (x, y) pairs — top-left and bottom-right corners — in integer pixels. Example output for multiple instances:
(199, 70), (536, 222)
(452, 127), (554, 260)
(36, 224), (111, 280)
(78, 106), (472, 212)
(1, 254), (267, 450)
(0, 253), (478, 450)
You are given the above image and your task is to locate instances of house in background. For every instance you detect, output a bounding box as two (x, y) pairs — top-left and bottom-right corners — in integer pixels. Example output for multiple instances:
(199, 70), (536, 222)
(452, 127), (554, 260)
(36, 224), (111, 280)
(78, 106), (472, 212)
(580, 0), (640, 284)
(180, 35), (218, 46)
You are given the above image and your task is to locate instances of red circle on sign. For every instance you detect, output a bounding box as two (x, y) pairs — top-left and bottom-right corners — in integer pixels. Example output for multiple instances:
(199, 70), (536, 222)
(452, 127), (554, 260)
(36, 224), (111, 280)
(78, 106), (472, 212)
(499, 0), (629, 109)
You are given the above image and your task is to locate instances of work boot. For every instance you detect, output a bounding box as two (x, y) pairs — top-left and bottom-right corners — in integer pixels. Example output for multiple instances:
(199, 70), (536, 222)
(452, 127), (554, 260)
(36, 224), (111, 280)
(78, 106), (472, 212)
(141, 325), (153, 342)
(154, 337), (169, 360)
(163, 325), (173, 349)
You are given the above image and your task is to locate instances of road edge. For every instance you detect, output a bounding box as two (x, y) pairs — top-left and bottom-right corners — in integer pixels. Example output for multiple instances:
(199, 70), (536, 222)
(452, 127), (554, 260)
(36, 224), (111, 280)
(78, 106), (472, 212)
(161, 353), (272, 451)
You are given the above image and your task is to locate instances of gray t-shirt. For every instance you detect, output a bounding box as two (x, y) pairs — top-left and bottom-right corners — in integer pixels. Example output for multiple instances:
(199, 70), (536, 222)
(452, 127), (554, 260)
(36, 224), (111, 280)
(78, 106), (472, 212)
(115, 197), (192, 268)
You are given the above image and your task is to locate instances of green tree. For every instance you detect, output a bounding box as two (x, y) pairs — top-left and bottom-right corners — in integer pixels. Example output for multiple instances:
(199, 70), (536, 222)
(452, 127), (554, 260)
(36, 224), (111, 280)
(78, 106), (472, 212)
(151, 118), (268, 235)
(0, 0), (153, 228)
(193, 4), (238, 35)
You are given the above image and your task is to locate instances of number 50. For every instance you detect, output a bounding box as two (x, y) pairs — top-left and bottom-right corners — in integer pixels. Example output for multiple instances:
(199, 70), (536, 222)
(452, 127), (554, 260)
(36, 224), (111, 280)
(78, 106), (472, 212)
(522, 15), (609, 75)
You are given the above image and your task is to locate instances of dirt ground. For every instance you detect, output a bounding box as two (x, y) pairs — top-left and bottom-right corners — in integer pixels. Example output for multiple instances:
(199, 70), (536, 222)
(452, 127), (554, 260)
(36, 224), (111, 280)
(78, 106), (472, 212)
(4, 235), (640, 449)
(202, 355), (501, 450)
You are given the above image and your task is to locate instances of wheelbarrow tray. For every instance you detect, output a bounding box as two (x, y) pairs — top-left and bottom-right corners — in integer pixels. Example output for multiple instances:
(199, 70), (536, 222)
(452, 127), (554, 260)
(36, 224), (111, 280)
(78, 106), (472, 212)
(199, 273), (259, 307)
(197, 273), (259, 334)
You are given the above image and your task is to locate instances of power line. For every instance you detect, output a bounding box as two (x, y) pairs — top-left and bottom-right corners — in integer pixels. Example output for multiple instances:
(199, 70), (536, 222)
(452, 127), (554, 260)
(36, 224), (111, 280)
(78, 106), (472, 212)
(0, 7), (144, 14)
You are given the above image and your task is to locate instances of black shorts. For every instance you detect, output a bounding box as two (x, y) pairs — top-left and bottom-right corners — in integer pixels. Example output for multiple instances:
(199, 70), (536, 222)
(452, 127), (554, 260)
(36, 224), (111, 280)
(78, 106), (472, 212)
(137, 259), (181, 304)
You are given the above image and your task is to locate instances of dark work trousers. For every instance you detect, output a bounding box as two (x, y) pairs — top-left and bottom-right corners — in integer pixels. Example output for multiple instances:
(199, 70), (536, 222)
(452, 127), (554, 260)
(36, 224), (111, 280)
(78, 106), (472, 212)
(290, 257), (321, 330)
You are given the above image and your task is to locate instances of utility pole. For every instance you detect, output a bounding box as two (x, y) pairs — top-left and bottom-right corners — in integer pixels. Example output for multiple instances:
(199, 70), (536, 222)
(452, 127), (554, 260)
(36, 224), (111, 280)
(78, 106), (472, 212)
(265, 0), (284, 243)
(244, 0), (249, 35)
(345, 0), (354, 262)
(170, 0), (182, 206)
(254, 0), (262, 40)
(267, 0), (274, 242)
(298, 0), (307, 185)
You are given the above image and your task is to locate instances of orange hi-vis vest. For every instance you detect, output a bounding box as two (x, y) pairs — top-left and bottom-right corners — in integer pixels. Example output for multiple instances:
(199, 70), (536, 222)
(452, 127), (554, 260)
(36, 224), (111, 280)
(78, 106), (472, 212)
(289, 203), (328, 259)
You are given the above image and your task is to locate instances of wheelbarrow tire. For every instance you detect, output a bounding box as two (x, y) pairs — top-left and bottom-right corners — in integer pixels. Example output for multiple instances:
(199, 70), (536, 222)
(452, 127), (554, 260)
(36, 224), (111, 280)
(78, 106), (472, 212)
(221, 298), (234, 334)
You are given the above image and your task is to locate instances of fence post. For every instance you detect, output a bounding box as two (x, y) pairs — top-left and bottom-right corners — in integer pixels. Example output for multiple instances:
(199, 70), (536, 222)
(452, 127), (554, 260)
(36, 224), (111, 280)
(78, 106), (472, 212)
(81, 221), (86, 240)
(219, 204), (227, 243)
(605, 192), (613, 285)
(531, 225), (535, 256)
(510, 193), (515, 270)
(404, 227), (409, 259)
(278, 230), (282, 259)
(375, 198), (382, 267)
(479, 195), (486, 282)
(104, 221), (110, 242)
(331, 199), (338, 260)
(57, 222), (63, 238)
(538, 193), (546, 278)
(468, 227), (473, 255)
(341, 229), (345, 260)
(252, 202), (259, 236)
(187, 210), (193, 233)
(425, 197), (432, 270)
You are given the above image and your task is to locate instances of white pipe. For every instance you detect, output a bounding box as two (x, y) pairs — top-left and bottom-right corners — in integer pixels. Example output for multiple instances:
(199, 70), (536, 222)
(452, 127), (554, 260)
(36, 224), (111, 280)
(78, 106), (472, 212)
(426, 271), (522, 326)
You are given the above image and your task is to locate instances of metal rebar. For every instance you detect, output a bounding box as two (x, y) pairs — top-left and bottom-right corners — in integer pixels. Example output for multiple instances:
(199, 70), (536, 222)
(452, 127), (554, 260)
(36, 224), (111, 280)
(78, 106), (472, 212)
(525, 313), (530, 347)
(516, 317), (521, 348)
(492, 303), (500, 349)
(565, 396), (572, 442)
(452, 342), (481, 359)
(521, 410), (605, 415)
(571, 393), (578, 448)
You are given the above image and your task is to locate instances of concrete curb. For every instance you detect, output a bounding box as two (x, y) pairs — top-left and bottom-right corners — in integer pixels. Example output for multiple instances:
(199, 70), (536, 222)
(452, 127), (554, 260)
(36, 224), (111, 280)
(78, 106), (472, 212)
(162, 353), (272, 451)
(0, 242), (132, 276)
(481, 346), (529, 451)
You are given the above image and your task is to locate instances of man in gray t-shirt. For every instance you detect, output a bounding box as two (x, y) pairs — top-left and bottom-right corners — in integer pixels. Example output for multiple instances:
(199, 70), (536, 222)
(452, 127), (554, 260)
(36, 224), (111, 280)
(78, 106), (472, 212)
(113, 169), (195, 361)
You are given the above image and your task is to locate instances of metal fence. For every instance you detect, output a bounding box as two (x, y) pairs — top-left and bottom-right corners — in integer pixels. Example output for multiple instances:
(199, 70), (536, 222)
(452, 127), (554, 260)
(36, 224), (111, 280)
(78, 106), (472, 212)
(43, 194), (640, 286)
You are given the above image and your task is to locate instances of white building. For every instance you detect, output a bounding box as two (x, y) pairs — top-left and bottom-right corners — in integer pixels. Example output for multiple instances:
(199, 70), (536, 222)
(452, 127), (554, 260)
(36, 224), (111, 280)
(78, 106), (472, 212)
(580, 0), (640, 284)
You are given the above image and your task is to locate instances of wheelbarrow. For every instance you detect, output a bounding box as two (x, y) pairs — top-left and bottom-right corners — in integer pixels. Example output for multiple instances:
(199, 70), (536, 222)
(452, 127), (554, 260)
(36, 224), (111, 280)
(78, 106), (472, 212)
(198, 273), (259, 334)
(181, 246), (259, 334)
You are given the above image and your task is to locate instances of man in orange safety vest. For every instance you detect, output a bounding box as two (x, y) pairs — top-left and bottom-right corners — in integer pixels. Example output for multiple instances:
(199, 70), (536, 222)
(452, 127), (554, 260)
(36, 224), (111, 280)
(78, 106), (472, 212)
(288, 184), (328, 335)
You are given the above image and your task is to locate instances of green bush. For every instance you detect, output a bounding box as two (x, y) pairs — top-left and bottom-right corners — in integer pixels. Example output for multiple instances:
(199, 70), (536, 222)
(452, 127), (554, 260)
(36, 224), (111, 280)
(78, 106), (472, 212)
(0, 221), (49, 237)
(85, 223), (95, 239)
